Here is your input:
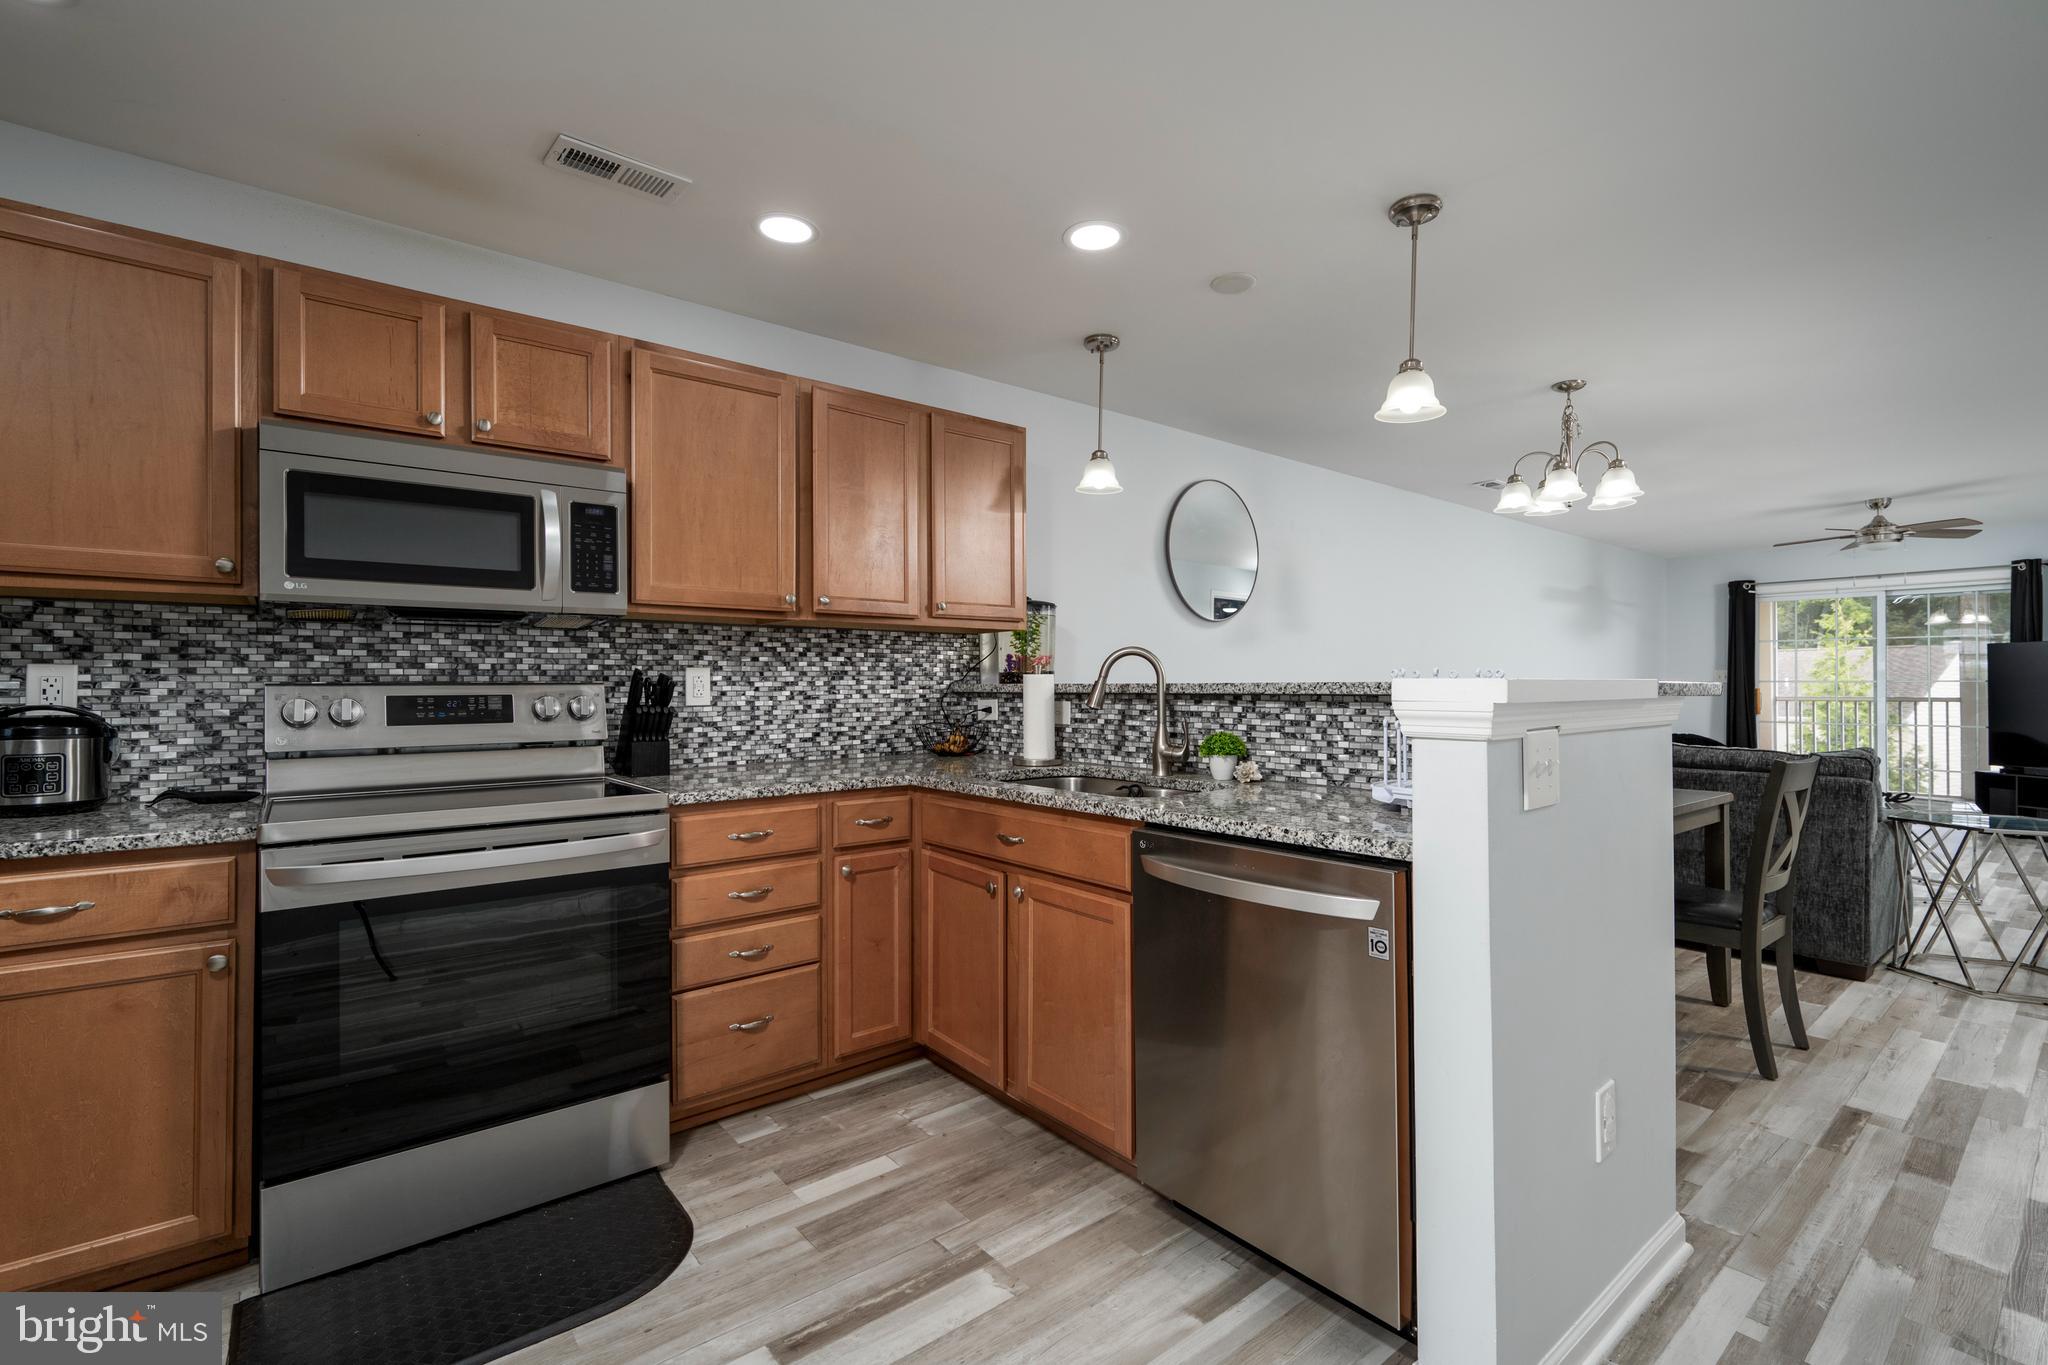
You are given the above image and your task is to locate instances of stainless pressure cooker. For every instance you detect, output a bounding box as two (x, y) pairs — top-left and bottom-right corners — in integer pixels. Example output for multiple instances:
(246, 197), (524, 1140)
(0, 705), (120, 815)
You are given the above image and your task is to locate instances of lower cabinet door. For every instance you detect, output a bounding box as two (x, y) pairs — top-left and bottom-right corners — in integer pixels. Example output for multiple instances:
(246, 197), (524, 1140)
(830, 847), (912, 1059)
(916, 849), (1006, 1088)
(0, 939), (238, 1289)
(1007, 873), (1134, 1159)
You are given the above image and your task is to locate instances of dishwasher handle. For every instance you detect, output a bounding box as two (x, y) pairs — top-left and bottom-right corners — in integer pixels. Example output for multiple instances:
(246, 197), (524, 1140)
(1139, 853), (1380, 922)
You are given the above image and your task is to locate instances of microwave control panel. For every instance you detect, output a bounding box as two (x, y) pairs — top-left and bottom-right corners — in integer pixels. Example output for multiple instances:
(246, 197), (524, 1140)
(568, 502), (620, 595)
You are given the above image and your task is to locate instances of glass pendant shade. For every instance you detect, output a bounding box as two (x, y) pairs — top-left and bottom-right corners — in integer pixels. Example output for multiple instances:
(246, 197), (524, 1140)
(1374, 365), (1446, 423)
(1491, 476), (1535, 514)
(1075, 450), (1122, 495)
(1522, 499), (1570, 517)
(1589, 461), (1643, 510)
(1536, 460), (1584, 505)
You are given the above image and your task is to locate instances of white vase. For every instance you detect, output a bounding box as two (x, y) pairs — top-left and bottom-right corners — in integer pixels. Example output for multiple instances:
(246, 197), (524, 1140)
(1019, 674), (1056, 762)
(1208, 755), (1239, 782)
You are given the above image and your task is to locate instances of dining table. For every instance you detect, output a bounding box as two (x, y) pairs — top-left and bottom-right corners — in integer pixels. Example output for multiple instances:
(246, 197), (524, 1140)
(1673, 786), (1735, 891)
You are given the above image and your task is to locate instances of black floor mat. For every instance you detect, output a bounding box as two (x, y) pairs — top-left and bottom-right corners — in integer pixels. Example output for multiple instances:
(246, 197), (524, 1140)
(228, 1171), (691, 1365)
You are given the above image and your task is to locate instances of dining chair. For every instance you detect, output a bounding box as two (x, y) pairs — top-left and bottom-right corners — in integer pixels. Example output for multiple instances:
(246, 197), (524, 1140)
(1675, 754), (1821, 1080)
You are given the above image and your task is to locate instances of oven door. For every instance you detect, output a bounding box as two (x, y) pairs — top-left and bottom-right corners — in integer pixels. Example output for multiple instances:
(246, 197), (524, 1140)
(256, 815), (669, 1188)
(261, 449), (559, 612)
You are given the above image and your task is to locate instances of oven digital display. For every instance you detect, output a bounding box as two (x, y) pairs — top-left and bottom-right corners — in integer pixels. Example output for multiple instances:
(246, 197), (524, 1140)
(385, 693), (515, 726)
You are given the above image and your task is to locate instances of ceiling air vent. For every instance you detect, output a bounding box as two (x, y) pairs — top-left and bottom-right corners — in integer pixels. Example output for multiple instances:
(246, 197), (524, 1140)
(543, 134), (690, 202)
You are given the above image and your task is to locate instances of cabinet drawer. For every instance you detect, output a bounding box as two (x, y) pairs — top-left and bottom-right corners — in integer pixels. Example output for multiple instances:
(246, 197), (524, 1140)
(675, 964), (822, 1102)
(674, 800), (822, 868)
(0, 850), (239, 955)
(919, 796), (1134, 891)
(673, 857), (821, 930)
(832, 794), (912, 848)
(675, 912), (821, 990)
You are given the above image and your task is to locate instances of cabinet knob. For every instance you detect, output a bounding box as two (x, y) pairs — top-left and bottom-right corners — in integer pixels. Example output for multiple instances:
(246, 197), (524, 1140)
(818, 595), (831, 606)
(840, 863), (853, 879)
(475, 418), (494, 434)
(784, 594), (797, 606)
(936, 602), (948, 612)
(206, 953), (230, 974)
(213, 557), (236, 574)
(425, 410), (444, 427)
(1013, 884), (1024, 901)
(984, 880), (998, 896)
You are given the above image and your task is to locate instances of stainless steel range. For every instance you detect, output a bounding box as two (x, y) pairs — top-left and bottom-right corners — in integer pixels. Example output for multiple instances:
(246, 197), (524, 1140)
(255, 681), (671, 1290)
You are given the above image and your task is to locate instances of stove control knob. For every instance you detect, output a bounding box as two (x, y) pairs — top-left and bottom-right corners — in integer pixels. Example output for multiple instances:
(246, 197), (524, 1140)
(531, 694), (563, 721)
(279, 697), (319, 729)
(328, 698), (365, 727)
(567, 694), (598, 722)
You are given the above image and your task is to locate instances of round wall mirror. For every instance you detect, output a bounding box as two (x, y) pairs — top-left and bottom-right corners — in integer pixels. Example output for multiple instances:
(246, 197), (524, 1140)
(1166, 480), (1258, 621)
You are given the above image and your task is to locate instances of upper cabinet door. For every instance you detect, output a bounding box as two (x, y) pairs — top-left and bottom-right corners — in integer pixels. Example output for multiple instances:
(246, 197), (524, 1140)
(0, 209), (242, 589)
(929, 412), (1026, 626)
(273, 267), (446, 436)
(630, 350), (798, 614)
(810, 385), (923, 618)
(469, 311), (613, 460)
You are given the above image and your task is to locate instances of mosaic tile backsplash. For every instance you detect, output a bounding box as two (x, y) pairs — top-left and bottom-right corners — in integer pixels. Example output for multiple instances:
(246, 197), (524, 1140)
(0, 599), (979, 798)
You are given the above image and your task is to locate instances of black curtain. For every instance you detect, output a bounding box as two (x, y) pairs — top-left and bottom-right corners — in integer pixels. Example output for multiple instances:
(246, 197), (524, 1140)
(1726, 580), (1758, 747)
(2015, 559), (2044, 643)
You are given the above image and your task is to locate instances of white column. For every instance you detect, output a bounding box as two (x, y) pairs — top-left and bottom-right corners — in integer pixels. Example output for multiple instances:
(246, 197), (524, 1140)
(1392, 679), (1690, 1365)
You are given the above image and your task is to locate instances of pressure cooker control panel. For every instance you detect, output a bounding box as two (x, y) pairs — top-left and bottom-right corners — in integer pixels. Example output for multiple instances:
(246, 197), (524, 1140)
(3, 752), (66, 797)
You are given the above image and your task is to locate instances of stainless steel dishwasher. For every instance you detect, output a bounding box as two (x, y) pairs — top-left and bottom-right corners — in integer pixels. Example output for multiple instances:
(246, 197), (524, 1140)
(1133, 828), (1412, 1331)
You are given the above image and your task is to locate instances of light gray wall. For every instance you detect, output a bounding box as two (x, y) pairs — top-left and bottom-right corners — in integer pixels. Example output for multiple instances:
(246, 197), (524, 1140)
(1660, 524), (2047, 737)
(0, 119), (1669, 685)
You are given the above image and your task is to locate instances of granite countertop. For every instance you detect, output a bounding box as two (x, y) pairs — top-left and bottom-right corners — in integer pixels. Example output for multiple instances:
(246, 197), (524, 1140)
(953, 678), (1720, 697)
(0, 755), (1412, 863)
(638, 752), (1414, 861)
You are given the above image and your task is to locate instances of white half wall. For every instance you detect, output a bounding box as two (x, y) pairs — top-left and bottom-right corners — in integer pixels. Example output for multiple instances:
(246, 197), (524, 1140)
(1661, 524), (2048, 738)
(0, 120), (1667, 684)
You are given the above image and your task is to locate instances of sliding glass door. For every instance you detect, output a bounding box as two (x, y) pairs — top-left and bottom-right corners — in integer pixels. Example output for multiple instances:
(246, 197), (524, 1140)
(1759, 577), (2009, 796)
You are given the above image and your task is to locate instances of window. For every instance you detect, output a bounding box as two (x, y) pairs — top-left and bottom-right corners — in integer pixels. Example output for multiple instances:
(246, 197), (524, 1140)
(1758, 572), (2009, 796)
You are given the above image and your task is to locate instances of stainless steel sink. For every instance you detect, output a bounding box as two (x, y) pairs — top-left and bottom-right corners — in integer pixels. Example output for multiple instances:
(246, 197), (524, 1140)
(1005, 775), (1186, 799)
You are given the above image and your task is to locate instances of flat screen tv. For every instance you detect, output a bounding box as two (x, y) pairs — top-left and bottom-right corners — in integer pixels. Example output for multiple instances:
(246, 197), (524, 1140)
(1988, 641), (2048, 772)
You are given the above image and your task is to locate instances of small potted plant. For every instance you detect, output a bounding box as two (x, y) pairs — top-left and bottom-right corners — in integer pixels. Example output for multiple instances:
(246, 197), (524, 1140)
(1199, 730), (1250, 781)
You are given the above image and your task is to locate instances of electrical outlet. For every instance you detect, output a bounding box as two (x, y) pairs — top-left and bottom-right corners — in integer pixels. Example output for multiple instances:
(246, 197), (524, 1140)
(1057, 699), (1073, 726)
(683, 666), (712, 707)
(1594, 1079), (1618, 1163)
(26, 663), (77, 709)
(972, 699), (999, 723)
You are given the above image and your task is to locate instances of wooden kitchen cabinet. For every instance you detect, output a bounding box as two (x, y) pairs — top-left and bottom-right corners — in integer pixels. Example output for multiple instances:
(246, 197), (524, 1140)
(928, 411), (1026, 626)
(809, 384), (923, 618)
(0, 205), (243, 594)
(916, 848), (1008, 1088)
(273, 267), (446, 436)
(632, 349), (799, 614)
(831, 846), (913, 1059)
(1007, 872), (1134, 1159)
(0, 936), (239, 1289)
(469, 310), (613, 459)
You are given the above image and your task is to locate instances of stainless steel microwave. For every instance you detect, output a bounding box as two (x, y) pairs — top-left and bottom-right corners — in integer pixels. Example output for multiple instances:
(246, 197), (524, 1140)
(257, 421), (627, 619)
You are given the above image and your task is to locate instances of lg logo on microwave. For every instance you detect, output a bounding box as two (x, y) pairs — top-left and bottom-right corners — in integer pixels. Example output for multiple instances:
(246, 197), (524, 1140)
(5, 1295), (214, 1362)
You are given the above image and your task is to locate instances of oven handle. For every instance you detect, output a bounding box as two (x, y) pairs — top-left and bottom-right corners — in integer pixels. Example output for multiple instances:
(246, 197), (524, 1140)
(265, 828), (665, 887)
(539, 489), (562, 603)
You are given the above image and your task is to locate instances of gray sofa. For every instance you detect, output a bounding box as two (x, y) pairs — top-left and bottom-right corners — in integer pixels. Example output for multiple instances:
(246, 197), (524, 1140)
(1673, 744), (1904, 978)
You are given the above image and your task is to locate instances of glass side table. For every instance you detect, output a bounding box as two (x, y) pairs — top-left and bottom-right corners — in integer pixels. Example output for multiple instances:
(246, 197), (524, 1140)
(1884, 796), (2048, 1003)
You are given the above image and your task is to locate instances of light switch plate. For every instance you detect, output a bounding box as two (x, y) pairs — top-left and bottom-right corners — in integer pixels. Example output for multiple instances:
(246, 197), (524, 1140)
(1594, 1079), (1617, 1163)
(683, 666), (711, 707)
(1523, 726), (1561, 810)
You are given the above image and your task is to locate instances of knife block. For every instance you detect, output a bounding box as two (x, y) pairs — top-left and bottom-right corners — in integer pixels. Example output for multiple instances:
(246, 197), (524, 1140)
(612, 737), (670, 778)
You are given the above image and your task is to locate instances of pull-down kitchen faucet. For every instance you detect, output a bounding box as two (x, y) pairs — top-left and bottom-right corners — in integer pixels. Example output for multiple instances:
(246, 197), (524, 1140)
(1084, 646), (1188, 779)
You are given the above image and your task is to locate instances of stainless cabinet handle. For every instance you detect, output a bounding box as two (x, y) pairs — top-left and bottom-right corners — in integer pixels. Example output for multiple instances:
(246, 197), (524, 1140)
(0, 899), (94, 921)
(726, 887), (773, 902)
(425, 410), (444, 427)
(984, 881), (998, 896)
(475, 418), (494, 433)
(206, 954), (230, 974)
(214, 557), (236, 574)
(996, 833), (1026, 846)
(727, 829), (774, 842)
(853, 815), (894, 828)
(840, 863), (853, 879)
(728, 1014), (775, 1034)
(727, 945), (773, 961)
(818, 595), (832, 606)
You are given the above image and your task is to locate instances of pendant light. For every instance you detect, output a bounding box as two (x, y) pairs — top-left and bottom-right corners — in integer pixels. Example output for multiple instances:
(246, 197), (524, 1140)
(1373, 194), (1447, 423)
(1488, 380), (1645, 516)
(1076, 333), (1123, 495)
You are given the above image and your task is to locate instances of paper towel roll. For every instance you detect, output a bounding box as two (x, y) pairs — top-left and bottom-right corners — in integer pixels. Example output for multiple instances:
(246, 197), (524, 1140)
(1020, 674), (1056, 762)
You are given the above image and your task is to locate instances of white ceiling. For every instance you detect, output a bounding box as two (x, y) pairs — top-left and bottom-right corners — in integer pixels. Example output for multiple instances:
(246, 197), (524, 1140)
(3, 0), (2044, 557)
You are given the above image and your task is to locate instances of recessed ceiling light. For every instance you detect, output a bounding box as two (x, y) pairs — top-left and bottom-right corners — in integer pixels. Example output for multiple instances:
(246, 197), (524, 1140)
(757, 214), (816, 245)
(1209, 272), (1256, 295)
(1064, 221), (1123, 252)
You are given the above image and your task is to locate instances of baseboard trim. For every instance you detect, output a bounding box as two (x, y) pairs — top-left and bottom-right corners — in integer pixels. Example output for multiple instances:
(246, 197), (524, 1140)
(1537, 1212), (1690, 1365)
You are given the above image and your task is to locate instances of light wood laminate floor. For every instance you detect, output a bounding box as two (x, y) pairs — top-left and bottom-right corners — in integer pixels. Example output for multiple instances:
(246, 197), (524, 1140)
(195, 867), (2048, 1362)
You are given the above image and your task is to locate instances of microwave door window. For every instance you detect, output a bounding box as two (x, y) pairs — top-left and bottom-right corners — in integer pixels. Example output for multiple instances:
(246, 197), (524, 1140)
(286, 470), (538, 589)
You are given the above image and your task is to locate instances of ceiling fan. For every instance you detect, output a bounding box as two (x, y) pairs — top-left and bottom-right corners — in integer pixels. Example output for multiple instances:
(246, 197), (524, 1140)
(1773, 498), (1983, 552)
